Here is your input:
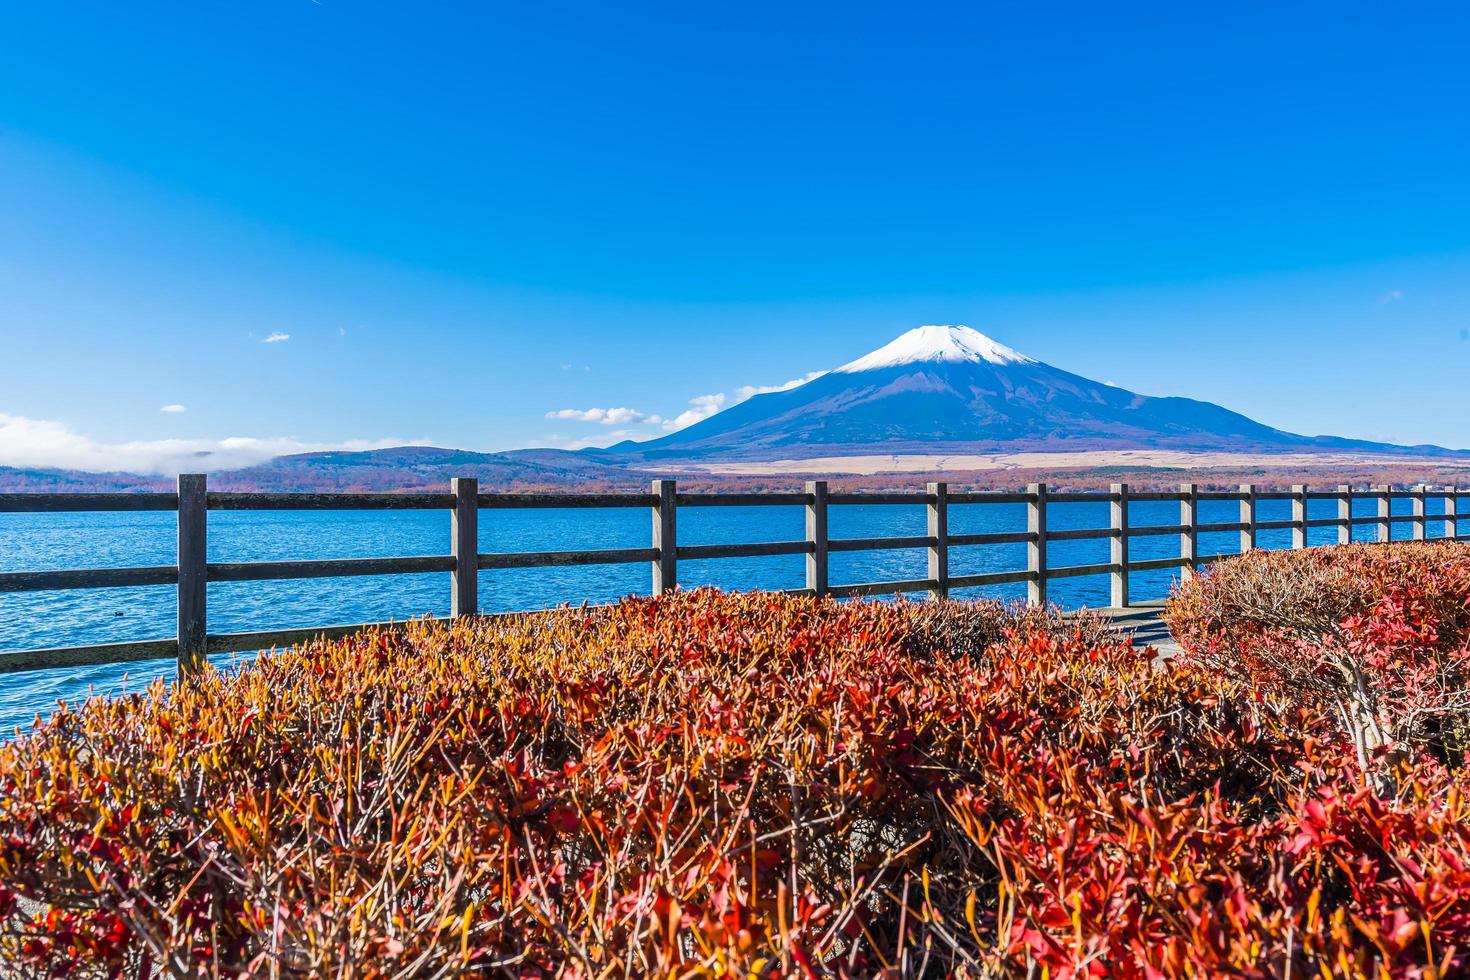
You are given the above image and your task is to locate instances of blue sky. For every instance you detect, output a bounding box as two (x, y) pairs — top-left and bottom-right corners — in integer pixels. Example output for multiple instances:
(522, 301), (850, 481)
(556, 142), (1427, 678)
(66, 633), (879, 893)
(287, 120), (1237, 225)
(2, 1), (1469, 470)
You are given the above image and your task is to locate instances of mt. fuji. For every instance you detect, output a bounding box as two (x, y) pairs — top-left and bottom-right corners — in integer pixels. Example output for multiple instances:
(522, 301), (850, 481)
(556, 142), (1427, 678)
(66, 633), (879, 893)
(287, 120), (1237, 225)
(606, 325), (1452, 461)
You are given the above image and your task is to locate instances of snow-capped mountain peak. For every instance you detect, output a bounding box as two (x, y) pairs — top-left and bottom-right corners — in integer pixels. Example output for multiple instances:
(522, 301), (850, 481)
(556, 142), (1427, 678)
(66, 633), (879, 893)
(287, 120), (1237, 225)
(602, 321), (1450, 462)
(833, 325), (1036, 374)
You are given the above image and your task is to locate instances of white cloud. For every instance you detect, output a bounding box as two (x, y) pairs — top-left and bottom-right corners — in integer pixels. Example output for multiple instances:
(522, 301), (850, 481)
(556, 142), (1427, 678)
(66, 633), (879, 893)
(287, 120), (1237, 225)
(0, 412), (424, 475)
(262, 332), (291, 344)
(1381, 290), (1404, 304)
(555, 437), (606, 450)
(664, 393), (725, 431)
(159, 404), (187, 413)
(545, 407), (645, 425)
(543, 368), (825, 443)
(733, 370), (826, 402)
(541, 429), (648, 451)
(541, 368), (822, 444)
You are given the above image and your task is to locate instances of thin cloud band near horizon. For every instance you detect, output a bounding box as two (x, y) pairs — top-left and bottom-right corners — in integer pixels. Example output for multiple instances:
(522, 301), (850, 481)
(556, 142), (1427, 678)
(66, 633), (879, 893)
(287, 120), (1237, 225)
(0, 412), (429, 475)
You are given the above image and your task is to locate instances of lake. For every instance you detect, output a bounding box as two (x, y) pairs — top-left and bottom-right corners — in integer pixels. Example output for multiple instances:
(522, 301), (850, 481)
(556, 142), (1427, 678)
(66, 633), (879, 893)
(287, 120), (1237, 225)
(0, 494), (1450, 732)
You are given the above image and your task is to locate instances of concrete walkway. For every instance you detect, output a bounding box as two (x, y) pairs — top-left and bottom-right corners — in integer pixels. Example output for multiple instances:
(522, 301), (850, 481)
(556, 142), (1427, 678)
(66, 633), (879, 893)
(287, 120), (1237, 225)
(1077, 599), (1180, 656)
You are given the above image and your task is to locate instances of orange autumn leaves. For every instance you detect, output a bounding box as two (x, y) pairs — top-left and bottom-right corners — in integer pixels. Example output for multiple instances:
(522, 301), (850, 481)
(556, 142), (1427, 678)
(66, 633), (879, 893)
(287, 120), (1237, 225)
(2, 571), (1469, 977)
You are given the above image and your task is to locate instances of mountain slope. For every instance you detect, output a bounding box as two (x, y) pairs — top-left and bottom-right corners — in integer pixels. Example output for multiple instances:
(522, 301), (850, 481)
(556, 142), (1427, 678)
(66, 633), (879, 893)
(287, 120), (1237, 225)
(606, 325), (1457, 461)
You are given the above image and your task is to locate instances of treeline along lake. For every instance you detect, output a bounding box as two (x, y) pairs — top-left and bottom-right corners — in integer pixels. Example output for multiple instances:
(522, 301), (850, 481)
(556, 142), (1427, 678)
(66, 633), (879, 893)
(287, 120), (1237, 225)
(0, 494), (1454, 732)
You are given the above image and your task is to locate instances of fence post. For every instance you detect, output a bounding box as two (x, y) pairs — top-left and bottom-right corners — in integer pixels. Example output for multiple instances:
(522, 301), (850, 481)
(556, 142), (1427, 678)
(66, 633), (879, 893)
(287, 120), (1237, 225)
(1239, 484), (1257, 553)
(1179, 483), (1198, 578)
(1291, 484), (1308, 550)
(805, 480), (828, 597)
(1412, 484), (1427, 540)
(176, 473), (208, 676)
(1027, 483), (1047, 607)
(450, 477), (478, 617)
(1375, 485), (1391, 543)
(651, 479), (677, 595)
(1448, 487), (1459, 542)
(927, 482), (949, 599)
(1337, 485), (1353, 545)
(1110, 483), (1129, 608)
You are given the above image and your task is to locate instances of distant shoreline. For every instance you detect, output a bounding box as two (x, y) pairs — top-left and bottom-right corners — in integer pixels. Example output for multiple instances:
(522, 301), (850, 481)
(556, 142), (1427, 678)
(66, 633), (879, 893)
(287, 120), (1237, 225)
(4, 445), (1470, 495)
(680, 449), (1470, 476)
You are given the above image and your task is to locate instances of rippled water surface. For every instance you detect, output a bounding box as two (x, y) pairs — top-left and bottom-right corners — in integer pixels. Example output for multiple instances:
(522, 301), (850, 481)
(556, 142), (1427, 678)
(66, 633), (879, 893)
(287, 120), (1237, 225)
(0, 495), (1450, 732)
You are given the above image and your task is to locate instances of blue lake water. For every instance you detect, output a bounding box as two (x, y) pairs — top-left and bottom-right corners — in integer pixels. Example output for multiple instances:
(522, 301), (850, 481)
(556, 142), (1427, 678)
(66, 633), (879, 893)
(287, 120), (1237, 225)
(0, 494), (1456, 732)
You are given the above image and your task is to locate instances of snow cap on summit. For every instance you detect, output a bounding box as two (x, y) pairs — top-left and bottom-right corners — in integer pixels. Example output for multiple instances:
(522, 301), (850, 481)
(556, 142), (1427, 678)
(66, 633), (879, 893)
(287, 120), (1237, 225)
(833, 325), (1036, 374)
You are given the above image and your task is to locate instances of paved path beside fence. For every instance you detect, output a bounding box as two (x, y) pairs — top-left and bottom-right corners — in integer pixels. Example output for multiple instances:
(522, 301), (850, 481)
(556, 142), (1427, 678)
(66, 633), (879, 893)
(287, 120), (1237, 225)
(1077, 600), (1180, 657)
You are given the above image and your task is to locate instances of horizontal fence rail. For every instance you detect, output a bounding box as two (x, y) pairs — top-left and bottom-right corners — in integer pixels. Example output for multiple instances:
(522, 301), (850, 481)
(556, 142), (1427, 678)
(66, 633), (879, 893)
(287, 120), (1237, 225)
(0, 478), (1464, 676)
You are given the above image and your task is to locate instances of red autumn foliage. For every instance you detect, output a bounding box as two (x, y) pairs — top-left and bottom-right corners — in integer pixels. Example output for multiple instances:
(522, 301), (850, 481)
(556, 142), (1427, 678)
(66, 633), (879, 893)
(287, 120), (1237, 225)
(1167, 541), (1470, 778)
(1, 586), (1468, 977)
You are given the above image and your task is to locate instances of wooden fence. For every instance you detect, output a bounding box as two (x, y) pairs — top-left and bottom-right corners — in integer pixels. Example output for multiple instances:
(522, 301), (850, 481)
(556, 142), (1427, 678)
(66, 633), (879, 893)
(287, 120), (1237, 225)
(0, 477), (1462, 676)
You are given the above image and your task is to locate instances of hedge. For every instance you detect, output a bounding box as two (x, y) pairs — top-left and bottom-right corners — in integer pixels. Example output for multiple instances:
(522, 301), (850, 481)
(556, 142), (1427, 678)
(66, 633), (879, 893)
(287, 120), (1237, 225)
(1167, 541), (1470, 782)
(1, 587), (1467, 977)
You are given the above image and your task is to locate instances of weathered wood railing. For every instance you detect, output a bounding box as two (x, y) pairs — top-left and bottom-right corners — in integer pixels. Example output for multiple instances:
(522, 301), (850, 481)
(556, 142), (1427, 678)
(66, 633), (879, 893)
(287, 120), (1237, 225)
(0, 478), (1462, 675)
